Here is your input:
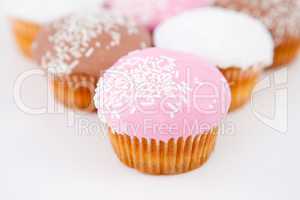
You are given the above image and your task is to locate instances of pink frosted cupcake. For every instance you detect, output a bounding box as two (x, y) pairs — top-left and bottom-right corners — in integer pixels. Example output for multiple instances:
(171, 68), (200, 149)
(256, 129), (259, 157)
(105, 0), (214, 30)
(94, 48), (231, 175)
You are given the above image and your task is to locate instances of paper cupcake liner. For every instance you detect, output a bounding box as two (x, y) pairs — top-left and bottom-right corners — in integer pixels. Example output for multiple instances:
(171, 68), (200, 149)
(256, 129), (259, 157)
(52, 74), (97, 112)
(108, 127), (218, 175)
(11, 19), (41, 59)
(271, 37), (300, 68)
(220, 67), (261, 112)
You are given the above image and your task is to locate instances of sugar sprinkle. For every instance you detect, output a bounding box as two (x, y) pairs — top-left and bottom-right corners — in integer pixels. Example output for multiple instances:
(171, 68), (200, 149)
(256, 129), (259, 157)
(41, 9), (140, 74)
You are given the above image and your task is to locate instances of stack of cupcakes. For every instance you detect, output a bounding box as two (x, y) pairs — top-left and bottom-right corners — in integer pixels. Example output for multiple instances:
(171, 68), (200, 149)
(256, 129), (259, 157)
(7, 0), (300, 175)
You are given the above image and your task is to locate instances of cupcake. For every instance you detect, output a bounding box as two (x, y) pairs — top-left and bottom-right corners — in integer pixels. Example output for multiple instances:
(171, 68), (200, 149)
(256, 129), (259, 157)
(5, 0), (105, 59)
(105, 0), (214, 30)
(32, 9), (151, 112)
(154, 7), (274, 111)
(94, 48), (231, 175)
(215, 0), (300, 68)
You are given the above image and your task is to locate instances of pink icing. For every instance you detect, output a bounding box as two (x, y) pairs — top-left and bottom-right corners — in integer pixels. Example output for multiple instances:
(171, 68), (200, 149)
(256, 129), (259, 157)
(94, 48), (231, 142)
(105, 0), (214, 30)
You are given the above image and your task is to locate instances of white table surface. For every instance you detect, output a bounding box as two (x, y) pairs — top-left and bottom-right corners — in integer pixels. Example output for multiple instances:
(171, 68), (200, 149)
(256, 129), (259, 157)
(1, 4), (300, 200)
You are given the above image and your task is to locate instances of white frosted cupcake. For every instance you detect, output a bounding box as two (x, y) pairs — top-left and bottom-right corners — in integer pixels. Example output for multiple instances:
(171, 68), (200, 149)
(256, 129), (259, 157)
(4, 0), (105, 58)
(154, 7), (274, 111)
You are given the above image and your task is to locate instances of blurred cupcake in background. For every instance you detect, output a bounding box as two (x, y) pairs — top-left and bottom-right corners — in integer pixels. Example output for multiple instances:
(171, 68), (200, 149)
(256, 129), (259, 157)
(105, 0), (214, 30)
(32, 9), (151, 112)
(154, 8), (274, 111)
(215, 0), (300, 68)
(94, 48), (231, 175)
(5, 0), (105, 59)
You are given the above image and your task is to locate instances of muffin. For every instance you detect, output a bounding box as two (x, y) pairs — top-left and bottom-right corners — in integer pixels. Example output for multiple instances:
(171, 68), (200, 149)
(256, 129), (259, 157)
(105, 0), (214, 30)
(215, 0), (300, 68)
(94, 48), (231, 175)
(5, 0), (105, 59)
(154, 7), (274, 111)
(33, 9), (151, 112)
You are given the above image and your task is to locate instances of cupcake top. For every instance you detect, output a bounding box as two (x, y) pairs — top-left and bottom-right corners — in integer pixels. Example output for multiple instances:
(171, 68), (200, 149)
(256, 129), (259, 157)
(105, 0), (214, 30)
(94, 48), (231, 142)
(32, 9), (151, 77)
(215, 0), (300, 45)
(5, 0), (105, 23)
(154, 7), (274, 69)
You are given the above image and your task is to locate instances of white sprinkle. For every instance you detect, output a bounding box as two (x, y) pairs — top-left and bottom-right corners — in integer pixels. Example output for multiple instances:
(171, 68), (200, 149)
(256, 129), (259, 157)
(129, 107), (136, 114)
(94, 55), (193, 120)
(170, 113), (175, 119)
(42, 9), (142, 74)
(85, 48), (95, 58)
(175, 71), (179, 78)
(70, 60), (79, 69)
(167, 103), (178, 112)
(95, 42), (101, 47)
(140, 42), (147, 49)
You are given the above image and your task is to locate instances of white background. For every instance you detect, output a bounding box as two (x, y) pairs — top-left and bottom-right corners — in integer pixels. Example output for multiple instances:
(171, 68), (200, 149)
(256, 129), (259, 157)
(1, 2), (300, 200)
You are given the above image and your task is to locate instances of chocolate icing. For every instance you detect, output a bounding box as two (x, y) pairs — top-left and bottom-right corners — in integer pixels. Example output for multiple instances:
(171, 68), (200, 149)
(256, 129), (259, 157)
(32, 9), (152, 78)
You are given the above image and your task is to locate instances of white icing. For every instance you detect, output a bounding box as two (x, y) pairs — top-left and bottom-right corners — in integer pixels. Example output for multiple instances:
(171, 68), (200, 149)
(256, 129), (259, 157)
(42, 9), (139, 75)
(154, 7), (274, 69)
(4, 0), (105, 23)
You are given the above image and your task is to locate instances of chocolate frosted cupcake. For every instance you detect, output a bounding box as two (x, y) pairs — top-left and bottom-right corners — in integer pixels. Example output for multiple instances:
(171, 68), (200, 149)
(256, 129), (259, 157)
(215, 0), (300, 68)
(33, 9), (151, 112)
(94, 48), (231, 175)
(154, 7), (274, 111)
(6, 0), (105, 59)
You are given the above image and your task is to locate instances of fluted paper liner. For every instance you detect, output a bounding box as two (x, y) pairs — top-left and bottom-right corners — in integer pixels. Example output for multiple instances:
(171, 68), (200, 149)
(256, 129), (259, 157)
(11, 19), (41, 59)
(108, 127), (218, 175)
(271, 37), (300, 68)
(220, 67), (260, 112)
(52, 74), (97, 112)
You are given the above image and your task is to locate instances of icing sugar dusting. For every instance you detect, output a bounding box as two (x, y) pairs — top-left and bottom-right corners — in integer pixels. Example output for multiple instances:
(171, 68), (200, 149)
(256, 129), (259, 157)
(94, 55), (192, 122)
(216, 0), (300, 44)
(41, 9), (139, 74)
